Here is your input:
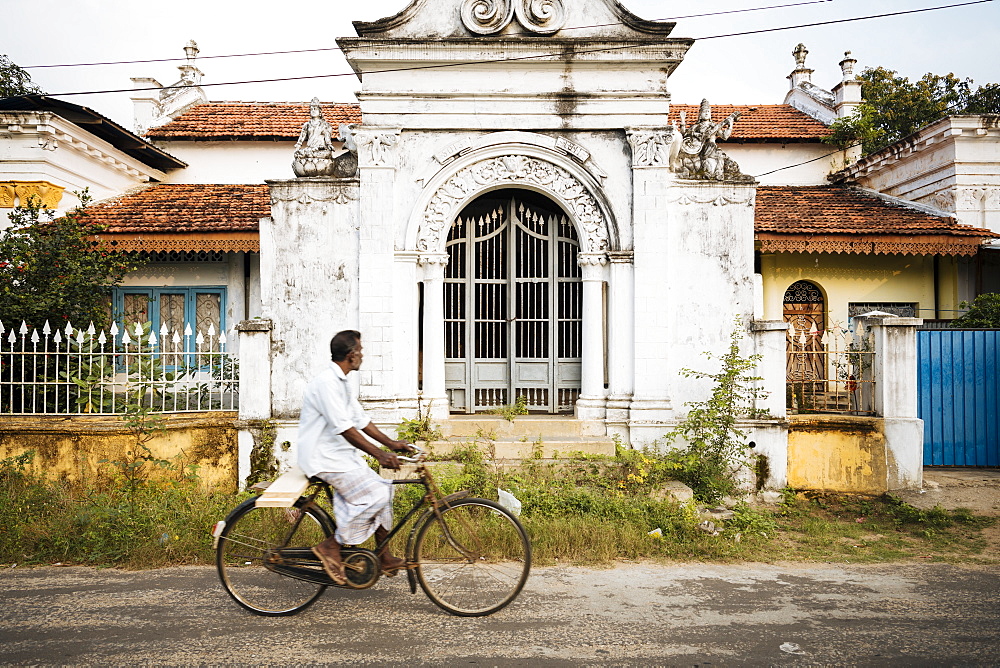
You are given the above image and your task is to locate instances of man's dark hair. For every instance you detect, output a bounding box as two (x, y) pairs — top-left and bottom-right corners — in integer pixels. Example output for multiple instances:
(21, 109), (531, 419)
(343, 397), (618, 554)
(330, 330), (361, 362)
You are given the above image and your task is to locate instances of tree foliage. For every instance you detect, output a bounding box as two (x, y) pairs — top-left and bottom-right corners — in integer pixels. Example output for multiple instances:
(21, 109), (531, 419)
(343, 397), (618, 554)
(0, 195), (143, 330)
(950, 293), (1000, 329)
(1, 54), (43, 98)
(824, 67), (1000, 155)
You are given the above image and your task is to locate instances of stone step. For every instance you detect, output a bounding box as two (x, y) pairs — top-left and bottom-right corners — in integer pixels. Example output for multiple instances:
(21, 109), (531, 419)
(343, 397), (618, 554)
(425, 436), (616, 460)
(438, 415), (608, 439)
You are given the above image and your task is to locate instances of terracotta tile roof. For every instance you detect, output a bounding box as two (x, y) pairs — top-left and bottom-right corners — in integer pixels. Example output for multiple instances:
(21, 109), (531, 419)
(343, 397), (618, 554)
(145, 101), (825, 142)
(85, 183), (265, 231)
(145, 102), (362, 140)
(756, 186), (997, 255)
(84, 184), (994, 256)
(669, 104), (829, 141)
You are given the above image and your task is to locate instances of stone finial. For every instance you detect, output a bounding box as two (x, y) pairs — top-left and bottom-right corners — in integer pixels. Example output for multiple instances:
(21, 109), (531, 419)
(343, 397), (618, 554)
(292, 98), (358, 178)
(839, 51), (857, 80)
(177, 40), (202, 87)
(793, 43), (808, 68)
(672, 100), (753, 182)
(788, 43), (813, 89)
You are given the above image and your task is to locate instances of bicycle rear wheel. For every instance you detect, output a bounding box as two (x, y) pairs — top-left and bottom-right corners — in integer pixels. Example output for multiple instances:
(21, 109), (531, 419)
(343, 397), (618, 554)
(216, 497), (332, 616)
(413, 498), (531, 616)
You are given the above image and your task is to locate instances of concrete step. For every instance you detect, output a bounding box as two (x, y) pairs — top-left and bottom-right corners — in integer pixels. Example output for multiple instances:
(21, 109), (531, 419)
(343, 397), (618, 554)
(439, 415), (608, 439)
(425, 436), (616, 460)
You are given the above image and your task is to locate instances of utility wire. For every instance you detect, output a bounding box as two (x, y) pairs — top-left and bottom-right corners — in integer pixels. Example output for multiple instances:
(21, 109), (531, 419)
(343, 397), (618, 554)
(36, 0), (993, 98)
(22, 0), (837, 70)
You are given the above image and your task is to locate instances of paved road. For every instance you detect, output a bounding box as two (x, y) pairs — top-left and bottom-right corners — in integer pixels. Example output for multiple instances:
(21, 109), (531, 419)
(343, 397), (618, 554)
(2, 562), (999, 666)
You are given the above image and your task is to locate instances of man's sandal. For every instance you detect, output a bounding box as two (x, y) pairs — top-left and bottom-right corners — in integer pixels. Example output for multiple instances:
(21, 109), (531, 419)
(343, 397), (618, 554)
(311, 547), (347, 585)
(380, 555), (407, 577)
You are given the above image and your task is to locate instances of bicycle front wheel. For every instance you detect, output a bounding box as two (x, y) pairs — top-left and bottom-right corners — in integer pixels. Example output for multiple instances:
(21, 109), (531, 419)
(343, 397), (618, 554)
(413, 498), (531, 616)
(216, 498), (332, 616)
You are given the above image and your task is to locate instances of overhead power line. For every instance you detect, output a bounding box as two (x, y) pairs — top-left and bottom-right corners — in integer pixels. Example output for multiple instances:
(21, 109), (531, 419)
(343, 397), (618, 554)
(36, 0), (993, 98)
(23, 0), (837, 70)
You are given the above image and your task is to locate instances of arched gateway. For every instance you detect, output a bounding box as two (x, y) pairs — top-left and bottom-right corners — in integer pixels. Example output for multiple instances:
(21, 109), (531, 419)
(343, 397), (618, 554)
(412, 149), (615, 415)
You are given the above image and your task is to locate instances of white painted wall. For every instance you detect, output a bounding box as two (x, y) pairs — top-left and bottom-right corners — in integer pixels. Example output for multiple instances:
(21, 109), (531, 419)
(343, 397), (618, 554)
(0, 112), (166, 226)
(154, 141), (297, 184)
(725, 143), (842, 186)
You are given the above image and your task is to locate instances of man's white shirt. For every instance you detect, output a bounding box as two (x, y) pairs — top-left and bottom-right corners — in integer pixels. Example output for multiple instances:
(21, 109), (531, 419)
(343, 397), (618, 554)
(297, 362), (372, 477)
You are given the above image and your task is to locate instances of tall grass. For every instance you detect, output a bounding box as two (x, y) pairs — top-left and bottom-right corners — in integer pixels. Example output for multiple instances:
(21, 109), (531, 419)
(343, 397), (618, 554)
(0, 451), (244, 568)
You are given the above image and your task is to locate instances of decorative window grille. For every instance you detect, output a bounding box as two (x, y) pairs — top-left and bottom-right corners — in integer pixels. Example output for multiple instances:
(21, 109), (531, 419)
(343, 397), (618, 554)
(848, 302), (918, 318)
(0, 318), (238, 415)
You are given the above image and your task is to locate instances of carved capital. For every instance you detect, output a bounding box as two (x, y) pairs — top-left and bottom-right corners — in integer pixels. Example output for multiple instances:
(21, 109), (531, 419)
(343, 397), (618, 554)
(3, 181), (64, 209)
(417, 253), (449, 267)
(354, 129), (401, 168)
(419, 154), (610, 255)
(626, 128), (677, 168)
(577, 253), (608, 267)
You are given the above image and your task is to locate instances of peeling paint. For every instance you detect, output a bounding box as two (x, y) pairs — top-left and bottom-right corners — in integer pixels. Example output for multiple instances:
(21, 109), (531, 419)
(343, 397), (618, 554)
(787, 415), (891, 494)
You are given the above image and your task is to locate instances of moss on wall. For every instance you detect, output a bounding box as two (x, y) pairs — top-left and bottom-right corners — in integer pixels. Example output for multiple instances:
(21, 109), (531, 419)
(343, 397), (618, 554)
(0, 413), (238, 490)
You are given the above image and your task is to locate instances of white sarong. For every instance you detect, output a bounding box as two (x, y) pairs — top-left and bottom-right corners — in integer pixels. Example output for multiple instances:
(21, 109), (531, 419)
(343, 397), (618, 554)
(316, 467), (394, 546)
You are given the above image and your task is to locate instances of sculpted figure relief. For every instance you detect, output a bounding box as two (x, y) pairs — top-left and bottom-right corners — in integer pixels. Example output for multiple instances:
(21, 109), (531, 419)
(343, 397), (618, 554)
(672, 99), (753, 182)
(292, 98), (358, 178)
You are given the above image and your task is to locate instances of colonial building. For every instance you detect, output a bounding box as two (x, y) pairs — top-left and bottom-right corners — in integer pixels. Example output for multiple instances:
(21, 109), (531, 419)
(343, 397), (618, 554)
(6, 0), (998, 490)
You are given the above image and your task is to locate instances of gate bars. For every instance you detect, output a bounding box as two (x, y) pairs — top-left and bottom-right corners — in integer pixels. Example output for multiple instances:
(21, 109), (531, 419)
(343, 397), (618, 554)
(1, 319), (238, 415)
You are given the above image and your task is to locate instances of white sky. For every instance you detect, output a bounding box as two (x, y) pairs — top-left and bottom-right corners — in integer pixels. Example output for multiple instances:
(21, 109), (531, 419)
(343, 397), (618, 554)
(4, 0), (998, 127)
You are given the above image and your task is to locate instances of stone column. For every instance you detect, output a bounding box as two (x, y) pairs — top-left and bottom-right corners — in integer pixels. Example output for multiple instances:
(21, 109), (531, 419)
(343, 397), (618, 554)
(418, 253), (450, 421)
(606, 251), (634, 438)
(576, 253), (608, 420)
(355, 128), (403, 423)
(393, 251), (420, 416)
(625, 128), (677, 439)
(863, 315), (925, 490)
(236, 318), (272, 487)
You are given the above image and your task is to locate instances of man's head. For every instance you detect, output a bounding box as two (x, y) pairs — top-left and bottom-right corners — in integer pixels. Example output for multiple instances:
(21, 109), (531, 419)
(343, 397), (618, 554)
(330, 330), (363, 371)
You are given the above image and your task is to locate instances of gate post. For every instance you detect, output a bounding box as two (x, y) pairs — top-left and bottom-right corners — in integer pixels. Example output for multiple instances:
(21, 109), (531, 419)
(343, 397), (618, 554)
(236, 318), (272, 486)
(866, 315), (924, 490)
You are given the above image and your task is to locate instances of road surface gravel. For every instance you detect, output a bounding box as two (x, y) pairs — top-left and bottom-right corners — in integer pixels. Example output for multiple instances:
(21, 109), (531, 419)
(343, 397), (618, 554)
(2, 561), (998, 666)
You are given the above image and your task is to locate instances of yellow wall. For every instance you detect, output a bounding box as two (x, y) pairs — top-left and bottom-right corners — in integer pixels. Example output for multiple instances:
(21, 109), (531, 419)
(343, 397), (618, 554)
(787, 415), (894, 493)
(761, 252), (961, 325)
(0, 413), (238, 490)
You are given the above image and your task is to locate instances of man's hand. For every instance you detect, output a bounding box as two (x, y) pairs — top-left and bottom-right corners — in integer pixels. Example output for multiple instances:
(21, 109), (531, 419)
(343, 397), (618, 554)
(387, 440), (416, 454)
(374, 449), (402, 470)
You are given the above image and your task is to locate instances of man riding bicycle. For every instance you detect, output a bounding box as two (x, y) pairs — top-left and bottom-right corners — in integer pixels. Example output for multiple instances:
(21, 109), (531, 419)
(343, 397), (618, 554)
(296, 330), (415, 585)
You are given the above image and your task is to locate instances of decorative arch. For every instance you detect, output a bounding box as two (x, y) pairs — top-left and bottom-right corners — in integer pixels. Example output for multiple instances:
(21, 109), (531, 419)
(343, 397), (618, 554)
(783, 279), (826, 383)
(412, 148), (616, 256)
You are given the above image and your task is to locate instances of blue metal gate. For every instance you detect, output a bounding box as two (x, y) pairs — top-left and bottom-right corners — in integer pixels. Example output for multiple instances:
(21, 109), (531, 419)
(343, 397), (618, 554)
(917, 329), (1000, 466)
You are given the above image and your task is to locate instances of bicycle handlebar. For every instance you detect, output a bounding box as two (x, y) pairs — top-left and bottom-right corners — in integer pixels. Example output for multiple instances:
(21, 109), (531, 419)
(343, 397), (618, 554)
(396, 443), (427, 464)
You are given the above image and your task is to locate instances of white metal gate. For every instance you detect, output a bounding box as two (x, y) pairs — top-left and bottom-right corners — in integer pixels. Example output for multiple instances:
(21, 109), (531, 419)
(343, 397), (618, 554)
(444, 191), (581, 413)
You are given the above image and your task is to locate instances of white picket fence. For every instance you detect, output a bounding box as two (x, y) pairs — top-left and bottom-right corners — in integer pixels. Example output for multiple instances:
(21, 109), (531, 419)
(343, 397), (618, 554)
(1, 319), (238, 415)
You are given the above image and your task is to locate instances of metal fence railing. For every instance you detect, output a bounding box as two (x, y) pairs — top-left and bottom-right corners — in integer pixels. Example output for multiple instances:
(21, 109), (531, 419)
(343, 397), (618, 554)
(1, 320), (238, 415)
(786, 325), (876, 416)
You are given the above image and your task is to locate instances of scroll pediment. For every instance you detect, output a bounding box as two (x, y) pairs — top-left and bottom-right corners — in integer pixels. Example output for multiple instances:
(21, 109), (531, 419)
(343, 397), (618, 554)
(353, 0), (678, 40)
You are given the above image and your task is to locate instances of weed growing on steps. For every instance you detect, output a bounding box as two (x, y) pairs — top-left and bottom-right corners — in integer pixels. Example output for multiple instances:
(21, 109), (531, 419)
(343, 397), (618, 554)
(395, 402), (444, 443)
(486, 394), (528, 422)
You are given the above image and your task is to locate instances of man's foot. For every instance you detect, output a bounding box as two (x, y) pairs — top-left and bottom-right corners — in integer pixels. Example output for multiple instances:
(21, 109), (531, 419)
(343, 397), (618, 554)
(311, 545), (346, 585)
(380, 553), (407, 577)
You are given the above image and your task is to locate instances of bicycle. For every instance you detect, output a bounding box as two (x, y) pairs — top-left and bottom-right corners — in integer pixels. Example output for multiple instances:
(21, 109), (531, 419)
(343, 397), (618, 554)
(212, 446), (531, 617)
